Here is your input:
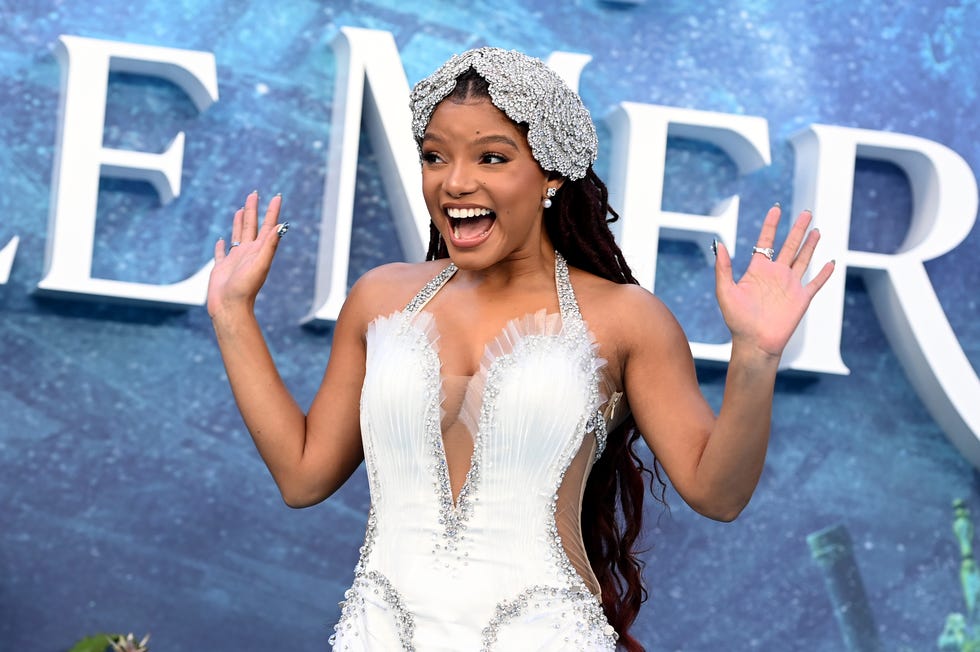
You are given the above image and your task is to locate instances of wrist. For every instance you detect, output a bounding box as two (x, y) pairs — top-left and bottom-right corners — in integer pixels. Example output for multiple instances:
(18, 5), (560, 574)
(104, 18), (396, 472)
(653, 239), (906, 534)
(728, 338), (782, 373)
(209, 300), (256, 329)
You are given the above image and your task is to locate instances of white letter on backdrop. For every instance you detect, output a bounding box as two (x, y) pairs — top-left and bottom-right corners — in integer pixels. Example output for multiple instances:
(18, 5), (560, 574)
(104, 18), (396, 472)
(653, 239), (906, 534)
(37, 35), (218, 306)
(789, 124), (980, 467)
(0, 236), (17, 284)
(544, 52), (592, 90)
(304, 27), (430, 325)
(605, 102), (771, 362)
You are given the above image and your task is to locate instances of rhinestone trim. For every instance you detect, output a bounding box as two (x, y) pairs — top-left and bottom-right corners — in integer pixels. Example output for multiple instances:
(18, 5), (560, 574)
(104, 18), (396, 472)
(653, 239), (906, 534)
(330, 568), (416, 651)
(404, 263), (457, 315)
(399, 265), (472, 562)
(480, 585), (617, 651)
(555, 254), (608, 459)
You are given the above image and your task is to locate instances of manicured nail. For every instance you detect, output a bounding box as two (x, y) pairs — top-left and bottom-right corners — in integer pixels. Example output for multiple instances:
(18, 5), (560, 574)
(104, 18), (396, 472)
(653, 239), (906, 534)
(251, 189), (259, 195)
(711, 239), (718, 258)
(773, 201), (780, 208)
(276, 222), (290, 238)
(275, 192), (282, 197)
(804, 208), (813, 214)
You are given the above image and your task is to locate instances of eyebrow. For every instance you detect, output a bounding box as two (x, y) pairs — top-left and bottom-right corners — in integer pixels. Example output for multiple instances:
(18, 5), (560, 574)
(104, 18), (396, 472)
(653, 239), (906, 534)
(422, 132), (521, 150)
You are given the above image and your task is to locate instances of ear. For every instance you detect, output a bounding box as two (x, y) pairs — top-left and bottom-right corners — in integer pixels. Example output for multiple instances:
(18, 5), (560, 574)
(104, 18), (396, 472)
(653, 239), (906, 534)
(545, 172), (565, 194)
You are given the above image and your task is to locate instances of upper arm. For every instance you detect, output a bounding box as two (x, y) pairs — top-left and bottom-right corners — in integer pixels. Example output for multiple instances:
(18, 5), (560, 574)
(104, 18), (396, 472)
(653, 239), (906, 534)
(296, 265), (409, 504)
(618, 288), (716, 505)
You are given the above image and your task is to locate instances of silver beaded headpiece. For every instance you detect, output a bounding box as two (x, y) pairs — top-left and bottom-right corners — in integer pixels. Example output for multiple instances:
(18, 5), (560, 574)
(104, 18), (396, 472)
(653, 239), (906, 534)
(409, 47), (598, 181)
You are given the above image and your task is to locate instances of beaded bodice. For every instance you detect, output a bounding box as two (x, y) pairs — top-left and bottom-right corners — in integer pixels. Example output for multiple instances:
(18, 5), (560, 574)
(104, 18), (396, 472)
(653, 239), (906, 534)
(331, 254), (617, 651)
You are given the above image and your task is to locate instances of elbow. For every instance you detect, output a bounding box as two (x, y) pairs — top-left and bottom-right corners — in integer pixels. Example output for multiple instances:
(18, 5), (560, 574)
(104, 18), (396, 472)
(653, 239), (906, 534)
(688, 493), (752, 523)
(277, 480), (330, 509)
(275, 455), (360, 508)
(281, 492), (317, 509)
(701, 504), (745, 523)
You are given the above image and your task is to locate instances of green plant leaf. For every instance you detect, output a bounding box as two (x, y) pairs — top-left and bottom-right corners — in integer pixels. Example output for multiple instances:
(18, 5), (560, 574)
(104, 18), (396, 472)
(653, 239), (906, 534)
(68, 634), (117, 652)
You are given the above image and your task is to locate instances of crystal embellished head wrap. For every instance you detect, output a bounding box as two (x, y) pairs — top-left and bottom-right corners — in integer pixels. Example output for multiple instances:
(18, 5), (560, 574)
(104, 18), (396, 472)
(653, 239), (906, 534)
(409, 47), (598, 181)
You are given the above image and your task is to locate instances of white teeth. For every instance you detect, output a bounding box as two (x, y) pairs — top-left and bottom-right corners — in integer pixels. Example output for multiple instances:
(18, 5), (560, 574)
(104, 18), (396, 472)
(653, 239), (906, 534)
(447, 207), (492, 219)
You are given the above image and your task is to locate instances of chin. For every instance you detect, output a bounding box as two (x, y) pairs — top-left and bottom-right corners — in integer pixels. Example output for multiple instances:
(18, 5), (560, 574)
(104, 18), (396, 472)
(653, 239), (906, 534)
(444, 244), (505, 270)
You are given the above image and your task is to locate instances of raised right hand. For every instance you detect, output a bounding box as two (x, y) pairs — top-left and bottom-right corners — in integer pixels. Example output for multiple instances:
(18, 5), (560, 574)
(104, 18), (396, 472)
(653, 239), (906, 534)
(207, 191), (285, 319)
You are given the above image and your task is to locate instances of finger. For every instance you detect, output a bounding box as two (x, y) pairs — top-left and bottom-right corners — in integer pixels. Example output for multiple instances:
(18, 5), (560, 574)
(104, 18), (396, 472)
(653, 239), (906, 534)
(251, 195), (286, 266)
(790, 227), (820, 280)
(257, 194), (283, 237)
(214, 237), (226, 262)
(231, 207), (244, 245)
(804, 260), (836, 300)
(755, 204), (782, 249)
(242, 190), (259, 241)
(714, 239), (735, 291)
(776, 210), (813, 265)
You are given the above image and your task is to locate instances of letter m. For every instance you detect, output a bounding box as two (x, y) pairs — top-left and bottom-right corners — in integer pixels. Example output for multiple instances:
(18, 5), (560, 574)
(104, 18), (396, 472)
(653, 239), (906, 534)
(303, 28), (430, 324)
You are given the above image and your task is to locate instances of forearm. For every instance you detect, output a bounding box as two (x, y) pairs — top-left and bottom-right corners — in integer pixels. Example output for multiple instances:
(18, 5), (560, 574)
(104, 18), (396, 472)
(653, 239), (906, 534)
(211, 305), (309, 490)
(691, 342), (780, 520)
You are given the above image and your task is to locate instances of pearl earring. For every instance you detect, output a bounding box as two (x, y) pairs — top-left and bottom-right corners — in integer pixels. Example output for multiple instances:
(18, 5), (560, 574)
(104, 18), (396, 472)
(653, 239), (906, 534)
(542, 187), (557, 208)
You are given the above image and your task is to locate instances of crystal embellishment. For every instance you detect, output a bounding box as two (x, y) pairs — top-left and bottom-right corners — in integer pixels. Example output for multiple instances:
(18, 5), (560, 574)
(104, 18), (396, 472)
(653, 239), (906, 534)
(331, 569), (417, 651)
(410, 48), (599, 181)
(480, 585), (617, 651)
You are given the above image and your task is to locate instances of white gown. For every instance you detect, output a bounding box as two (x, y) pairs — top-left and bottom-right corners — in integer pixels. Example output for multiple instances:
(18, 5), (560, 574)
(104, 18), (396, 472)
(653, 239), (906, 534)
(330, 254), (619, 651)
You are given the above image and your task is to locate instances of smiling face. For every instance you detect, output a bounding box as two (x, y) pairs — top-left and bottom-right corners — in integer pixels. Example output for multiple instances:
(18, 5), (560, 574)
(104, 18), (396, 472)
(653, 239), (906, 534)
(421, 97), (560, 269)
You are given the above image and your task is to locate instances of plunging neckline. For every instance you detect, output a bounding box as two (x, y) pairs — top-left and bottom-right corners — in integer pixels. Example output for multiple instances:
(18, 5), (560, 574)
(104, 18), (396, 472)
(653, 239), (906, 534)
(416, 308), (570, 509)
(394, 254), (614, 511)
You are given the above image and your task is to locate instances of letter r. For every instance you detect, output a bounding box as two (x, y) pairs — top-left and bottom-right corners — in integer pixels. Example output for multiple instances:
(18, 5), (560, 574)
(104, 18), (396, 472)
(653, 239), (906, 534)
(789, 124), (980, 467)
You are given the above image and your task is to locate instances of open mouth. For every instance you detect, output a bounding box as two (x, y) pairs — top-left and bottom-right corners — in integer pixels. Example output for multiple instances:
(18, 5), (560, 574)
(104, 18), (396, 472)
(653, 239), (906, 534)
(447, 207), (496, 241)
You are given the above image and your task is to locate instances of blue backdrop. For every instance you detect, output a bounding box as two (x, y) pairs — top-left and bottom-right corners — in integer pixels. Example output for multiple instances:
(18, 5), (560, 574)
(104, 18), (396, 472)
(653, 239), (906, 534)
(1, 1), (977, 650)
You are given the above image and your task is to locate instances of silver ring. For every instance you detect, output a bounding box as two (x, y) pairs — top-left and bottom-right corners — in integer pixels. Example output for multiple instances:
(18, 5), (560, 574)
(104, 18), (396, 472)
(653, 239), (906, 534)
(230, 241), (241, 248)
(752, 246), (775, 261)
(275, 222), (290, 238)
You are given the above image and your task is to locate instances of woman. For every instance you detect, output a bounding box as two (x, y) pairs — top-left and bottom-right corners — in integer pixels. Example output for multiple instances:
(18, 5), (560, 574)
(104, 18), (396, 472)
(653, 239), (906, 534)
(207, 47), (833, 651)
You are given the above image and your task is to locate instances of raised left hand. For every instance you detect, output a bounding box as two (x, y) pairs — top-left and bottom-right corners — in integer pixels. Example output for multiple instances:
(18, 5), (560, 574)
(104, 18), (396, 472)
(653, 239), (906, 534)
(714, 205), (835, 359)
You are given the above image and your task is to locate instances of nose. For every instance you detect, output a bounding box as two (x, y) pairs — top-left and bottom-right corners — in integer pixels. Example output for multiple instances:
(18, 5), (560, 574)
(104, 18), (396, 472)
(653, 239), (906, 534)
(443, 161), (479, 198)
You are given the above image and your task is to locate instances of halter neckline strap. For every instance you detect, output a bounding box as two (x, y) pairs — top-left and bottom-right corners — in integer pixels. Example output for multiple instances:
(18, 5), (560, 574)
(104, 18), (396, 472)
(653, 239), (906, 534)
(402, 253), (584, 326)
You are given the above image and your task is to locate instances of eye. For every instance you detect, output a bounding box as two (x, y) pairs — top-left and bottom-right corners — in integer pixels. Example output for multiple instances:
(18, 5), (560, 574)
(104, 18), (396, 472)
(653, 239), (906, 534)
(481, 152), (508, 164)
(421, 151), (444, 165)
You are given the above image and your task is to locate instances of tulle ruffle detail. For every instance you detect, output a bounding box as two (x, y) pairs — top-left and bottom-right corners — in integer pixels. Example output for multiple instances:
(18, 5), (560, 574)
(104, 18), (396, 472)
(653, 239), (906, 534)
(454, 309), (613, 438)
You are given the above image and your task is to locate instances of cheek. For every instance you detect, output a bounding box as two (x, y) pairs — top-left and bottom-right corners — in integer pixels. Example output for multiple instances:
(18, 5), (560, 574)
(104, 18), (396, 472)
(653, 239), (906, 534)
(498, 193), (543, 229)
(421, 177), (441, 208)
(514, 182), (545, 214)
(421, 171), (434, 193)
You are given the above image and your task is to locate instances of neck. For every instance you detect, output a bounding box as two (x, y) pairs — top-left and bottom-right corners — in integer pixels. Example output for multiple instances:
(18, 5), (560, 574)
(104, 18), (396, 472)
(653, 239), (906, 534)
(452, 247), (558, 291)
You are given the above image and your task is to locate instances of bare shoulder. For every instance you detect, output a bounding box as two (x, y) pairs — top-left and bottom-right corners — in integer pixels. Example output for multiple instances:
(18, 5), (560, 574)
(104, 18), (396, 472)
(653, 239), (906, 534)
(570, 268), (680, 327)
(568, 268), (689, 357)
(342, 260), (453, 325)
